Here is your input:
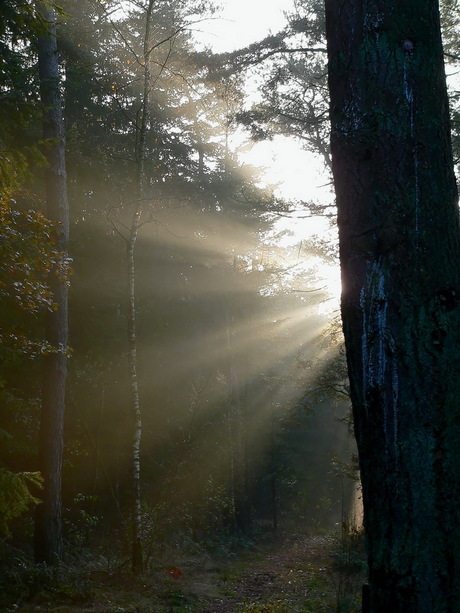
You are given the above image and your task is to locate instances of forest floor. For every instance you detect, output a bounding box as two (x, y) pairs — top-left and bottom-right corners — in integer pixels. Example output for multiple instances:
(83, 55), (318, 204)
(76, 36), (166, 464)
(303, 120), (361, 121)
(9, 531), (365, 613)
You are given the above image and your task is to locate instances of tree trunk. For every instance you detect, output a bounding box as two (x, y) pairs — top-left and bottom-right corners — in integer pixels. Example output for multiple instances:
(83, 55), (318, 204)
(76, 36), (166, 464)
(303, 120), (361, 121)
(226, 309), (250, 534)
(127, 222), (143, 573)
(270, 415), (278, 532)
(34, 1), (69, 565)
(125, 0), (155, 575)
(325, 0), (460, 610)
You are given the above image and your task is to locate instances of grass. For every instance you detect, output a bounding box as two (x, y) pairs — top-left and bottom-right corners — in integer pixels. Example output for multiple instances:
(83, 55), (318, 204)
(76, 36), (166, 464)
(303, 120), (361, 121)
(1, 530), (365, 612)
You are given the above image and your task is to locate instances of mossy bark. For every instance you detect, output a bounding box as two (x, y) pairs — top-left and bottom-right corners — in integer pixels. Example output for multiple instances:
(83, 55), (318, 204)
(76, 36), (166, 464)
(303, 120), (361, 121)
(325, 1), (460, 610)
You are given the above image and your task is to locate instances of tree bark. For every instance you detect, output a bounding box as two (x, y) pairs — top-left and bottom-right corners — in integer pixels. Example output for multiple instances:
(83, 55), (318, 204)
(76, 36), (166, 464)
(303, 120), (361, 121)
(127, 217), (143, 574)
(270, 415), (278, 532)
(126, 0), (155, 575)
(226, 309), (250, 535)
(34, 0), (69, 565)
(325, 0), (460, 610)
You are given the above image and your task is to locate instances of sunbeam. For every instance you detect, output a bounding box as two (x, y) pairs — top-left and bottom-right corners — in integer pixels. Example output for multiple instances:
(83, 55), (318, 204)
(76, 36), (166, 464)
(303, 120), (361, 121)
(0, 2), (357, 602)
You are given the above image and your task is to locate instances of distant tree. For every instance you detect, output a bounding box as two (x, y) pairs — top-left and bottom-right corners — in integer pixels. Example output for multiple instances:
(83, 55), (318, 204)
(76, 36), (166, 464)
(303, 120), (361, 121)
(0, 1), (43, 191)
(124, 0), (155, 575)
(200, 0), (329, 167)
(0, 202), (62, 548)
(25, 0), (331, 558)
(325, 0), (460, 610)
(34, 0), (70, 565)
(100, 0), (216, 573)
(0, 1), (72, 552)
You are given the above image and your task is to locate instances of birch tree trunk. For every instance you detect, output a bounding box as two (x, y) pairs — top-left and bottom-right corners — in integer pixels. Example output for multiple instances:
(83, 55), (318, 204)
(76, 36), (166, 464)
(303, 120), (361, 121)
(325, 1), (460, 610)
(127, 218), (143, 573)
(34, 0), (69, 565)
(126, 0), (155, 575)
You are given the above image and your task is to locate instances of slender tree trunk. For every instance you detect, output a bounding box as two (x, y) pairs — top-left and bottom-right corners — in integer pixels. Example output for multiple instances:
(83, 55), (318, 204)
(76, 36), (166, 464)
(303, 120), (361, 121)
(225, 309), (249, 534)
(34, 1), (69, 565)
(229, 364), (249, 533)
(127, 217), (143, 574)
(270, 415), (278, 532)
(325, 1), (460, 610)
(126, 0), (155, 575)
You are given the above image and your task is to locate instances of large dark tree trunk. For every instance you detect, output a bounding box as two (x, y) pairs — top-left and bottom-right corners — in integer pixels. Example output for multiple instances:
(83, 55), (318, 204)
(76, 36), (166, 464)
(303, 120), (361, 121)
(34, 1), (69, 564)
(325, 0), (460, 610)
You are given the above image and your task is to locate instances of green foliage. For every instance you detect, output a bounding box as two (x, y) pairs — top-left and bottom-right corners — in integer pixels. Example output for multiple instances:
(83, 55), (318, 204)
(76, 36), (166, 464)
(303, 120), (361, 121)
(331, 454), (360, 482)
(0, 139), (46, 198)
(332, 527), (366, 613)
(0, 203), (62, 312)
(0, 1), (71, 363)
(0, 467), (43, 536)
(64, 494), (101, 557)
(0, 1), (45, 197)
(0, 201), (71, 359)
(0, 552), (97, 609)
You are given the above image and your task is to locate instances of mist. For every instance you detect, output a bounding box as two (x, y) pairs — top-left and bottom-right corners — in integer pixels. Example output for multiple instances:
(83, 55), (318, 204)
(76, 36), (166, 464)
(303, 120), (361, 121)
(0, 0), (362, 609)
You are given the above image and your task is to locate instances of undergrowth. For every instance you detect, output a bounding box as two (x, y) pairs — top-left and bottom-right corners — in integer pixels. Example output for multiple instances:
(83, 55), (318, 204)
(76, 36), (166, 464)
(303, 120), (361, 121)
(0, 528), (365, 612)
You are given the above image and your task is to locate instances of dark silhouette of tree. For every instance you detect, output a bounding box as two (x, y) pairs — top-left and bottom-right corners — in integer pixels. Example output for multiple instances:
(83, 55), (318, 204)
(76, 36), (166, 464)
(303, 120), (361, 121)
(325, 0), (460, 610)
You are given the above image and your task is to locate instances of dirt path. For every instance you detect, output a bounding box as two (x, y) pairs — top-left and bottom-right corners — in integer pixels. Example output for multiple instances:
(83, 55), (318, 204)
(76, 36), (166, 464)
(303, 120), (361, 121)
(13, 532), (363, 612)
(200, 533), (338, 613)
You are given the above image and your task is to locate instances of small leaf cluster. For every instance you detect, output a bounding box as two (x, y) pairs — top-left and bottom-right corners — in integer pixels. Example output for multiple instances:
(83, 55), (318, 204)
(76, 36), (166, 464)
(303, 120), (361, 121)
(0, 467), (43, 536)
(0, 202), (66, 313)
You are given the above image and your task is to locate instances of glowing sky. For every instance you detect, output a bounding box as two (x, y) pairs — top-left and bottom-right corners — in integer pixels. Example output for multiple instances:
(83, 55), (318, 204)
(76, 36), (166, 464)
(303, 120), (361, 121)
(194, 2), (332, 201)
(196, 0), (291, 53)
(194, 0), (341, 306)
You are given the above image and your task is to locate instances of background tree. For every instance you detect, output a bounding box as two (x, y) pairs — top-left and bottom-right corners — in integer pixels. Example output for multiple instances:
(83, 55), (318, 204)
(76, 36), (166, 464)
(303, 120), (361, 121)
(34, 0), (70, 565)
(325, 0), (460, 610)
(0, 0), (352, 591)
(0, 0), (70, 548)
